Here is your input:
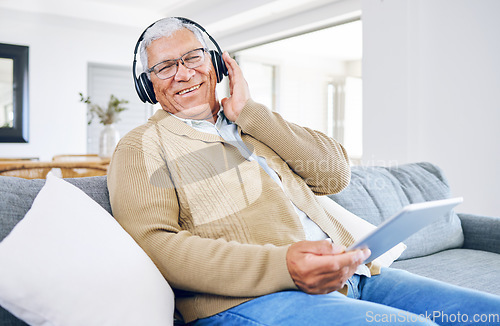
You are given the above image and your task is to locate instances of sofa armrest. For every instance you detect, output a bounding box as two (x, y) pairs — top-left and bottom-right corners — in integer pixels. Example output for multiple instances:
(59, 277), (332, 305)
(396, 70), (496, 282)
(458, 213), (500, 254)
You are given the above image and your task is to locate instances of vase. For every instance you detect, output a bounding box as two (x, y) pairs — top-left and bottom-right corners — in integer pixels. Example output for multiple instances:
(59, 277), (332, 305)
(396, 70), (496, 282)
(99, 124), (119, 158)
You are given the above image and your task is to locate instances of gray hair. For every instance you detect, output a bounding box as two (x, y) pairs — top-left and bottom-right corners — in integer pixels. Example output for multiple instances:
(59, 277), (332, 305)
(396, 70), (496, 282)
(139, 17), (208, 78)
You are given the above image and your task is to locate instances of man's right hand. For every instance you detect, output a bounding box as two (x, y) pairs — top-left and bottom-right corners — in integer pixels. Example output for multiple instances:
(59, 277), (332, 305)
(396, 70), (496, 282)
(220, 51), (251, 123)
(286, 240), (371, 294)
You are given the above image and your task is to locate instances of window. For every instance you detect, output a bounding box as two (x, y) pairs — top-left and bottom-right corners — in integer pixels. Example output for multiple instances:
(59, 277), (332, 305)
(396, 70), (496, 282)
(236, 60), (277, 111)
(233, 19), (362, 162)
(328, 77), (362, 163)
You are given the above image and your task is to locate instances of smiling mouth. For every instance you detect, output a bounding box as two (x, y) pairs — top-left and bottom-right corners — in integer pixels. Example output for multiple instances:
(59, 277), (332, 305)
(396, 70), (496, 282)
(177, 84), (201, 95)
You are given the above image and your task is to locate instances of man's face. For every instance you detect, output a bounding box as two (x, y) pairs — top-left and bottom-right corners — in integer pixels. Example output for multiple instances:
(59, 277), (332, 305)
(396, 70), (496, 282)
(147, 28), (219, 120)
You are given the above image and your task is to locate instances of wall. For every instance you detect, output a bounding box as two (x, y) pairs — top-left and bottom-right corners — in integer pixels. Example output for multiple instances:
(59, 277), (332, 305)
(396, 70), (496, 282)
(0, 9), (142, 160)
(362, 0), (500, 216)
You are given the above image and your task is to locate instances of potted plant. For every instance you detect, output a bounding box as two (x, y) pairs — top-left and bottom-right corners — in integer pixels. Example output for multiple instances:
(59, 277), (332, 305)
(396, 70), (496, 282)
(79, 93), (129, 158)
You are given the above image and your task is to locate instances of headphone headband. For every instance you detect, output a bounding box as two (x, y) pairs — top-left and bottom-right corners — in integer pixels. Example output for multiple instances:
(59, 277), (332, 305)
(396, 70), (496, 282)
(132, 17), (228, 104)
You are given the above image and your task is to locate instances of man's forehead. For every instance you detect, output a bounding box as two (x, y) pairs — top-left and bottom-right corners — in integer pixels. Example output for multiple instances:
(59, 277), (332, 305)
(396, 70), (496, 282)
(148, 29), (203, 59)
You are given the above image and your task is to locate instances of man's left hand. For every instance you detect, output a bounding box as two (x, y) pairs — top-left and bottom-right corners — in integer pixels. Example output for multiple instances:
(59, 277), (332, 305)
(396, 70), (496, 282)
(286, 240), (370, 294)
(220, 52), (251, 122)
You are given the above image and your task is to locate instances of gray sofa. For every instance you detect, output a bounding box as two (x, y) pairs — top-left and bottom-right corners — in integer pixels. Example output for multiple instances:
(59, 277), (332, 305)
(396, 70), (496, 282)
(1, 162), (499, 325)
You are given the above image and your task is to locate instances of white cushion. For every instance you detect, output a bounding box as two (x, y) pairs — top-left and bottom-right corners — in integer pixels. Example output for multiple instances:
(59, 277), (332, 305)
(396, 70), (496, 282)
(0, 173), (174, 326)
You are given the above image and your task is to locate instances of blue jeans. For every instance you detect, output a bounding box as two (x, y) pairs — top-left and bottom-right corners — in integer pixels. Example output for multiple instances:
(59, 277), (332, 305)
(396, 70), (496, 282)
(193, 268), (500, 325)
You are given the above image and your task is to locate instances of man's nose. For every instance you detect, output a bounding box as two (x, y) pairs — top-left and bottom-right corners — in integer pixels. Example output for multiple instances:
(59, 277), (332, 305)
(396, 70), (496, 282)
(174, 60), (195, 81)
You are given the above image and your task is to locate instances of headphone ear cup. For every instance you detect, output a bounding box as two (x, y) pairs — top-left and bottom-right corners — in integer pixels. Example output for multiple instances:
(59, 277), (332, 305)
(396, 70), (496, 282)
(136, 72), (157, 104)
(210, 50), (228, 83)
(134, 74), (148, 103)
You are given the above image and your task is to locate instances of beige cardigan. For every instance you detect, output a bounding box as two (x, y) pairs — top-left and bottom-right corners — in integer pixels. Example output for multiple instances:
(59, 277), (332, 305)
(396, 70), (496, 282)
(107, 100), (380, 323)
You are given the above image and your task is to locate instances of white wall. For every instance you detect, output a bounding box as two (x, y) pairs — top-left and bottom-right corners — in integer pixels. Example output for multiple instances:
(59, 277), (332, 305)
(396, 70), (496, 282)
(0, 9), (141, 160)
(363, 0), (500, 216)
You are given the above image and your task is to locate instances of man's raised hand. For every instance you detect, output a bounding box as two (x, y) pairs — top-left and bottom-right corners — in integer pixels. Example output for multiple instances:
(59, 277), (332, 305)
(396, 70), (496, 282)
(220, 52), (251, 122)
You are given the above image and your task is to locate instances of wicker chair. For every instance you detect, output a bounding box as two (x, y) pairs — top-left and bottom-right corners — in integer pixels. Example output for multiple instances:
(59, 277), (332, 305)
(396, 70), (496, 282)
(0, 157), (39, 161)
(0, 161), (108, 179)
(52, 154), (102, 162)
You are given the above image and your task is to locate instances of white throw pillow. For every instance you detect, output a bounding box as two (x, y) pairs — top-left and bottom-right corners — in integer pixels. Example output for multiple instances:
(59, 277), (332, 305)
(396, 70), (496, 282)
(0, 173), (174, 326)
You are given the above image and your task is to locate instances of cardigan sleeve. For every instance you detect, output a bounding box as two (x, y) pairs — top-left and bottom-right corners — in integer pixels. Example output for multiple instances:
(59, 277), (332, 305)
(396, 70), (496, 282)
(107, 141), (297, 297)
(235, 100), (351, 195)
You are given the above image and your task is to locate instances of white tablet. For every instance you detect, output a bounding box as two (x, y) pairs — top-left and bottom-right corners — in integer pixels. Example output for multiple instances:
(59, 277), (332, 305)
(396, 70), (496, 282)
(346, 197), (463, 263)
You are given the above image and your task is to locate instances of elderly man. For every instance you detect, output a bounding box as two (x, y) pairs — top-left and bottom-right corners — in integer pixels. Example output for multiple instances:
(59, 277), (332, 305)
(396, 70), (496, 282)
(108, 17), (500, 325)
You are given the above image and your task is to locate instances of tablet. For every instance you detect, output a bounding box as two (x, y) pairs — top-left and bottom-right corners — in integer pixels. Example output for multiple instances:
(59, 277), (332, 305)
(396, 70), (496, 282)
(346, 197), (463, 263)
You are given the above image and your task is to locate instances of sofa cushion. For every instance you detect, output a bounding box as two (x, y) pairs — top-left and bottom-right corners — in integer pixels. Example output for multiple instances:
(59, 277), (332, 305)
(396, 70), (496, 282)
(391, 249), (500, 296)
(328, 162), (464, 260)
(0, 308), (27, 326)
(0, 174), (174, 326)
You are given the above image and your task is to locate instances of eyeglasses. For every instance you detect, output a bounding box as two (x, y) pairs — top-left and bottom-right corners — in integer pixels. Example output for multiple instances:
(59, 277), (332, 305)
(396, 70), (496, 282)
(147, 48), (208, 80)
